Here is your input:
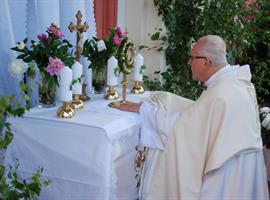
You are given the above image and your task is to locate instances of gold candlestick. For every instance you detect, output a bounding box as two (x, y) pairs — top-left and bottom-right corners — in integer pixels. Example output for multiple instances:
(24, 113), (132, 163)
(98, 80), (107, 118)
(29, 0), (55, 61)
(57, 102), (75, 118)
(131, 81), (144, 94)
(122, 74), (128, 103)
(71, 94), (84, 110)
(69, 10), (91, 101)
(104, 86), (119, 100)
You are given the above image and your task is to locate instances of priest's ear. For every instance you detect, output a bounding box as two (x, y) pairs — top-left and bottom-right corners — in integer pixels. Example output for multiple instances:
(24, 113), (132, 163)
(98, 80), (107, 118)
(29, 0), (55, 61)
(205, 57), (212, 66)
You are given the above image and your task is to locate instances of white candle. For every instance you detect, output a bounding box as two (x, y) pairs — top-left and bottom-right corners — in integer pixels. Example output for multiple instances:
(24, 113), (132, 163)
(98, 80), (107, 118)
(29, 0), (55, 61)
(81, 57), (93, 94)
(59, 66), (72, 86)
(107, 56), (118, 86)
(134, 53), (144, 82)
(59, 66), (72, 102)
(71, 61), (83, 94)
(59, 86), (72, 102)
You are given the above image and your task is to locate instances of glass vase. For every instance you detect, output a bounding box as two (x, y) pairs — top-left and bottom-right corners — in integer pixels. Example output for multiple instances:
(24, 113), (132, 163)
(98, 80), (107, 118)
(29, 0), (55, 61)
(38, 78), (56, 108)
(93, 70), (106, 94)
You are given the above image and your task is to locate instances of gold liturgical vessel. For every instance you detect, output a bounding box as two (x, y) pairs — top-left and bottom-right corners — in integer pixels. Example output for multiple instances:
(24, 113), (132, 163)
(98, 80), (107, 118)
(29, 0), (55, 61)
(109, 42), (135, 108)
(131, 81), (144, 94)
(69, 10), (91, 102)
(57, 102), (75, 118)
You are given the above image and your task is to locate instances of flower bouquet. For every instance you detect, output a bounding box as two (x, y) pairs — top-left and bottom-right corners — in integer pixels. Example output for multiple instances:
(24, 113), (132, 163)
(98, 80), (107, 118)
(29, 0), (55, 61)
(10, 23), (75, 107)
(82, 26), (134, 93)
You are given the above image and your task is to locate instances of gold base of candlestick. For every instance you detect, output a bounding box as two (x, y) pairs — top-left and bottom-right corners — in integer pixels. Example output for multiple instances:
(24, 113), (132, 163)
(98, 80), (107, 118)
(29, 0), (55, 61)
(108, 100), (128, 108)
(57, 102), (75, 118)
(79, 83), (91, 101)
(131, 82), (144, 94)
(71, 94), (84, 110)
(104, 86), (119, 100)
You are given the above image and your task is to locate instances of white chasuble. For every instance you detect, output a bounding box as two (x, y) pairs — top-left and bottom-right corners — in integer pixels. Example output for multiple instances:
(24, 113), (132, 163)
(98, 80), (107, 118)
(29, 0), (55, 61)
(139, 65), (268, 199)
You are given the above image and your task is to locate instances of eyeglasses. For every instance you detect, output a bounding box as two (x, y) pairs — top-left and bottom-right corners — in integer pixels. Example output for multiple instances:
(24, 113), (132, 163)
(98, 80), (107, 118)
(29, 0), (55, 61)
(189, 56), (207, 60)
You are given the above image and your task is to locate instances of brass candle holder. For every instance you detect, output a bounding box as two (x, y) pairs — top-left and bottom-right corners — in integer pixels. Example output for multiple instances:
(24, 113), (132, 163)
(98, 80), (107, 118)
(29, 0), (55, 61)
(131, 81), (144, 94)
(108, 74), (128, 108)
(71, 94), (84, 110)
(57, 102), (75, 118)
(104, 86), (119, 100)
(79, 83), (91, 101)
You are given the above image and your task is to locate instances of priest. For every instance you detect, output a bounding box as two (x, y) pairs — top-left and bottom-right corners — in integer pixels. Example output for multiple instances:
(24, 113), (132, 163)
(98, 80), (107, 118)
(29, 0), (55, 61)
(117, 35), (269, 199)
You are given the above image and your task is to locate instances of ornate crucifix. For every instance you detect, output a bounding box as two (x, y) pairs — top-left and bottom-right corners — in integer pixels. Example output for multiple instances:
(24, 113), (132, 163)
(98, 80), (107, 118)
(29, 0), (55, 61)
(68, 10), (91, 102)
(68, 10), (89, 61)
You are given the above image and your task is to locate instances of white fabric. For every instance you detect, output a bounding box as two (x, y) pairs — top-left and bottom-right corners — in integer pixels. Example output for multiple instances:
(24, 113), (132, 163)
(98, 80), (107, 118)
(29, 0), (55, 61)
(205, 64), (238, 86)
(140, 149), (268, 200)
(264, 147), (270, 181)
(0, 0), (96, 104)
(0, 0), (26, 101)
(4, 92), (149, 200)
(138, 65), (268, 199)
(200, 150), (268, 199)
(139, 102), (179, 150)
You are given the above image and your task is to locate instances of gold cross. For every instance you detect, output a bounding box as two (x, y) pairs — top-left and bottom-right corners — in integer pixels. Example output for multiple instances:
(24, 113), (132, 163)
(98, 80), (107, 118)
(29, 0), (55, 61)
(68, 10), (89, 61)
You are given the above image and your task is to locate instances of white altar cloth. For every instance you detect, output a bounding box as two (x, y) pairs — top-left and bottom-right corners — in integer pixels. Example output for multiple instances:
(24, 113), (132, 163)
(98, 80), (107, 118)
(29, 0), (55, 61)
(4, 93), (147, 200)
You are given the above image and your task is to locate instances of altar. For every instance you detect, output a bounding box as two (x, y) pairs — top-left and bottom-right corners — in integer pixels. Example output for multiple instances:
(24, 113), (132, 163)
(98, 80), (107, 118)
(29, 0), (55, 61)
(4, 92), (147, 200)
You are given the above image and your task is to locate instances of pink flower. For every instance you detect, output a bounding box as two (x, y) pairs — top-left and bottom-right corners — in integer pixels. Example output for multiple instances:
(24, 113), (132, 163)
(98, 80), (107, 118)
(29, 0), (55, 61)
(115, 27), (125, 38)
(113, 35), (122, 46)
(46, 57), (64, 76)
(47, 26), (62, 39)
(37, 34), (48, 41)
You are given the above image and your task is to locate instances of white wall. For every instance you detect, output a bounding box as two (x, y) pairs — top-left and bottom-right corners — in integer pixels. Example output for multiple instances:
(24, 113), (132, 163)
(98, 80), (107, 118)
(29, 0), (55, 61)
(118, 0), (166, 83)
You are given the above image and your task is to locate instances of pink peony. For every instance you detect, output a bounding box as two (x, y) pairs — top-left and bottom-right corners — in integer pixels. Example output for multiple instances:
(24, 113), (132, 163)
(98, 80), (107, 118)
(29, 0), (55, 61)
(113, 35), (122, 46)
(37, 34), (48, 41)
(46, 57), (64, 76)
(47, 26), (62, 39)
(115, 27), (125, 38)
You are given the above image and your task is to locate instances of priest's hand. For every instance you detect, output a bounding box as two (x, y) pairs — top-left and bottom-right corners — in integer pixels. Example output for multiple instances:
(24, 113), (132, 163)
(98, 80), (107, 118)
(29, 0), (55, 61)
(116, 101), (142, 113)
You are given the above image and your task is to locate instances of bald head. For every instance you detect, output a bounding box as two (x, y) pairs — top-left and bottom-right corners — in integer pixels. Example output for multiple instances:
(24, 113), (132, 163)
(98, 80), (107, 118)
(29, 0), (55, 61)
(196, 35), (228, 67)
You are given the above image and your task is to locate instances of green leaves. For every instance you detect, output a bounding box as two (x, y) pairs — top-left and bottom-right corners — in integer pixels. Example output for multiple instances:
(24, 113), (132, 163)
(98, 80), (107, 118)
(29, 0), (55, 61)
(19, 82), (27, 91)
(82, 37), (107, 75)
(150, 32), (160, 41)
(144, 0), (269, 104)
(27, 64), (36, 79)
(0, 163), (50, 199)
(0, 95), (50, 199)
(70, 74), (84, 90)
(0, 129), (13, 150)
(0, 96), (11, 110)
